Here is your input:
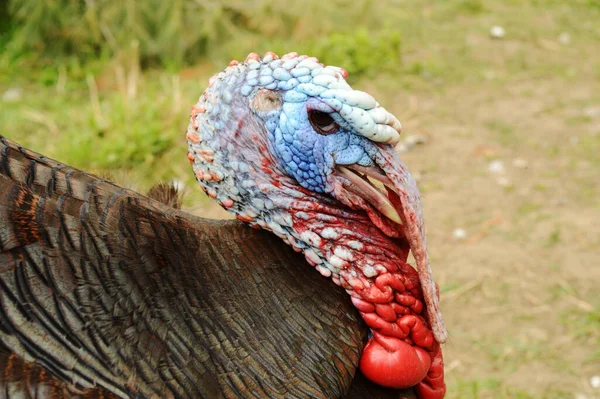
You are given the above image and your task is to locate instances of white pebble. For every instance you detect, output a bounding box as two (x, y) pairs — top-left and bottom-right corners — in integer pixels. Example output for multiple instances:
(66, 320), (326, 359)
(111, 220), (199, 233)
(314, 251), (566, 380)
(496, 176), (511, 187)
(583, 106), (600, 118)
(396, 143), (409, 153)
(558, 32), (571, 45)
(453, 228), (467, 240)
(590, 375), (600, 389)
(2, 88), (22, 102)
(490, 25), (506, 39)
(483, 70), (496, 80)
(488, 160), (505, 175)
(404, 134), (427, 147)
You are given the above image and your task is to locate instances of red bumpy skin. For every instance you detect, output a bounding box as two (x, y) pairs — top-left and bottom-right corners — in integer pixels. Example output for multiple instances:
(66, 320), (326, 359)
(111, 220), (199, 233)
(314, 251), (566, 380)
(360, 333), (445, 398)
(348, 257), (445, 397)
(354, 275), (446, 398)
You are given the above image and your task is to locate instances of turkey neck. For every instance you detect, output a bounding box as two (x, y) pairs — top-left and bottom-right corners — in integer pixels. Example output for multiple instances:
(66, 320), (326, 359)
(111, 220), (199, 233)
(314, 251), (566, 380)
(188, 68), (435, 341)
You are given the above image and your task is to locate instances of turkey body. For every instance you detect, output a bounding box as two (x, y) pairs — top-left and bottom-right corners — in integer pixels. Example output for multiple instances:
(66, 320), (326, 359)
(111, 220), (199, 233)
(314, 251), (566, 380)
(0, 135), (414, 398)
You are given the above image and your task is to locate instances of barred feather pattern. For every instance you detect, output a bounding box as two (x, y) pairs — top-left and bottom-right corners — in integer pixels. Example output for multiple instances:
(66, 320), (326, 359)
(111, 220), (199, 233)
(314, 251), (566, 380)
(0, 136), (415, 399)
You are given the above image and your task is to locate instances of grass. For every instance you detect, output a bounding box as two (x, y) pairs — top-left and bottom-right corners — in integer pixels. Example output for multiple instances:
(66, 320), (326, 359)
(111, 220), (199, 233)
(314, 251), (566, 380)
(2, 0), (600, 398)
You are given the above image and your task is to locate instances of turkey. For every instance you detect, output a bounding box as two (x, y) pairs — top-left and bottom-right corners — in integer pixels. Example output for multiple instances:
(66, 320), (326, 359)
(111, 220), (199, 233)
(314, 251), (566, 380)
(0, 136), (413, 398)
(0, 51), (447, 399)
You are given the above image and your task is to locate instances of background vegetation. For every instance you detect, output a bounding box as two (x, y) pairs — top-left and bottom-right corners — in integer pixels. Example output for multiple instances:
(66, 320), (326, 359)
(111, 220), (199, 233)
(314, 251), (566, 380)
(1, 1), (599, 398)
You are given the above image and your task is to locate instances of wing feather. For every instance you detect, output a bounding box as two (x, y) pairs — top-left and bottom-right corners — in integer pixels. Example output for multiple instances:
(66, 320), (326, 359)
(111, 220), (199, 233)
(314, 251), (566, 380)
(0, 135), (413, 398)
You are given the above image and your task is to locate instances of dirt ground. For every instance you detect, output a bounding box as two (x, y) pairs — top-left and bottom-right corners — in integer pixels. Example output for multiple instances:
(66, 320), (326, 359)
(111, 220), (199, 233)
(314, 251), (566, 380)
(393, 78), (599, 398)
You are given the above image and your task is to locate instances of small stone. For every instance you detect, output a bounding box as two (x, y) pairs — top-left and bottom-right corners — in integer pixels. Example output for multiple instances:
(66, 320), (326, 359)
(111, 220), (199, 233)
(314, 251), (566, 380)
(496, 176), (511, 187)
(404, 134), (427, 147)
(2, 88), (22, 102)
(558, 32), (571, 45)
(453, 228), (467, 240)
(490, 25), (506, 39)
(590, 375), (600, 389)
(412, 171), (423, 183)
(512, 158), (528, 169)
(583, 106), (600, 118)
(483, 70), (496, 80)
(488, 160), (505, 175)
(396, 143), (409, 153)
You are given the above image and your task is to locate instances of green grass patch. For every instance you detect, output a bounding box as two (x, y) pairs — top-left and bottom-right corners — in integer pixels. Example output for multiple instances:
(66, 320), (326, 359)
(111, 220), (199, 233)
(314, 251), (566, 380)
(486, 120), (516, 146)
(517, 202), (542, 215)
(448, 376), (570, 399)
(560, 306), (600, 341)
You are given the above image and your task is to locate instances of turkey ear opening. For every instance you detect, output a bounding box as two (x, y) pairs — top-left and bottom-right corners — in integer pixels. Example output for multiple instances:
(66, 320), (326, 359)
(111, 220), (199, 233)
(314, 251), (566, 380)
(250, 89), (283, 112)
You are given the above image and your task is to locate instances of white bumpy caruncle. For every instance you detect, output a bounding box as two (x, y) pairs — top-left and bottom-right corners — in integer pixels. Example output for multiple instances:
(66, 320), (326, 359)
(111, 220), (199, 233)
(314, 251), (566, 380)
(237, 53), (402, 145)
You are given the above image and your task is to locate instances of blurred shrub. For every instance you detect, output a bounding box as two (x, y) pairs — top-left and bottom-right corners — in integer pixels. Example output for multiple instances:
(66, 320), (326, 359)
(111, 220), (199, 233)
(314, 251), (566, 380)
(251, 28), (401, 79)
(457, 0), (485, 13)
(304, 29), (401, 78)
(4, 0), (402, 75)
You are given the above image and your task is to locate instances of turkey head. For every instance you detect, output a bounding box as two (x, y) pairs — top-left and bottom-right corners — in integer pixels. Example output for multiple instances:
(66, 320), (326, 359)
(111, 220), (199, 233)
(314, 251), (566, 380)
(187, 52), (447, 398)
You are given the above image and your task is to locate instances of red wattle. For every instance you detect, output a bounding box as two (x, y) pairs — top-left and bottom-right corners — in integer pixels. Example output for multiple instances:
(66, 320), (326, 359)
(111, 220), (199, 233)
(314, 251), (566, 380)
(416, 381), (446, 399)
(416, 345), (446, 399)
(359, 334), (431, 389)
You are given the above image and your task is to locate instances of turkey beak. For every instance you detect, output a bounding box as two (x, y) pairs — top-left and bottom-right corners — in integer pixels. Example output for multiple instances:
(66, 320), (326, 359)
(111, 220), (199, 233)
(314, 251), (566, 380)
(374, 145), (448, 344)
(336, 164), (403, 225)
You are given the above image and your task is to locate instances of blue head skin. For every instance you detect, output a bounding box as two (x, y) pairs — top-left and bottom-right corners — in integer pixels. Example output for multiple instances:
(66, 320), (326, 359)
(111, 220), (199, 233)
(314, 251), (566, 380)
(186, 52), (447, 351)
(247, 55), (402, 195)
(267, 94), (383, 193)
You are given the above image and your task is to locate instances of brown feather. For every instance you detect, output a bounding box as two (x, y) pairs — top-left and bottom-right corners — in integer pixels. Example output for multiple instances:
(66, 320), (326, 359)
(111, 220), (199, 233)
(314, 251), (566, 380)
(146, 182), (185, 209)
(0, 135), (414, 398)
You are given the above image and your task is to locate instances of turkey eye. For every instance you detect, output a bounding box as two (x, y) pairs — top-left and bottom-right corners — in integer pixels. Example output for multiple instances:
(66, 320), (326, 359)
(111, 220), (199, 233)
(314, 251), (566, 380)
(309, 110), (339, 135)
